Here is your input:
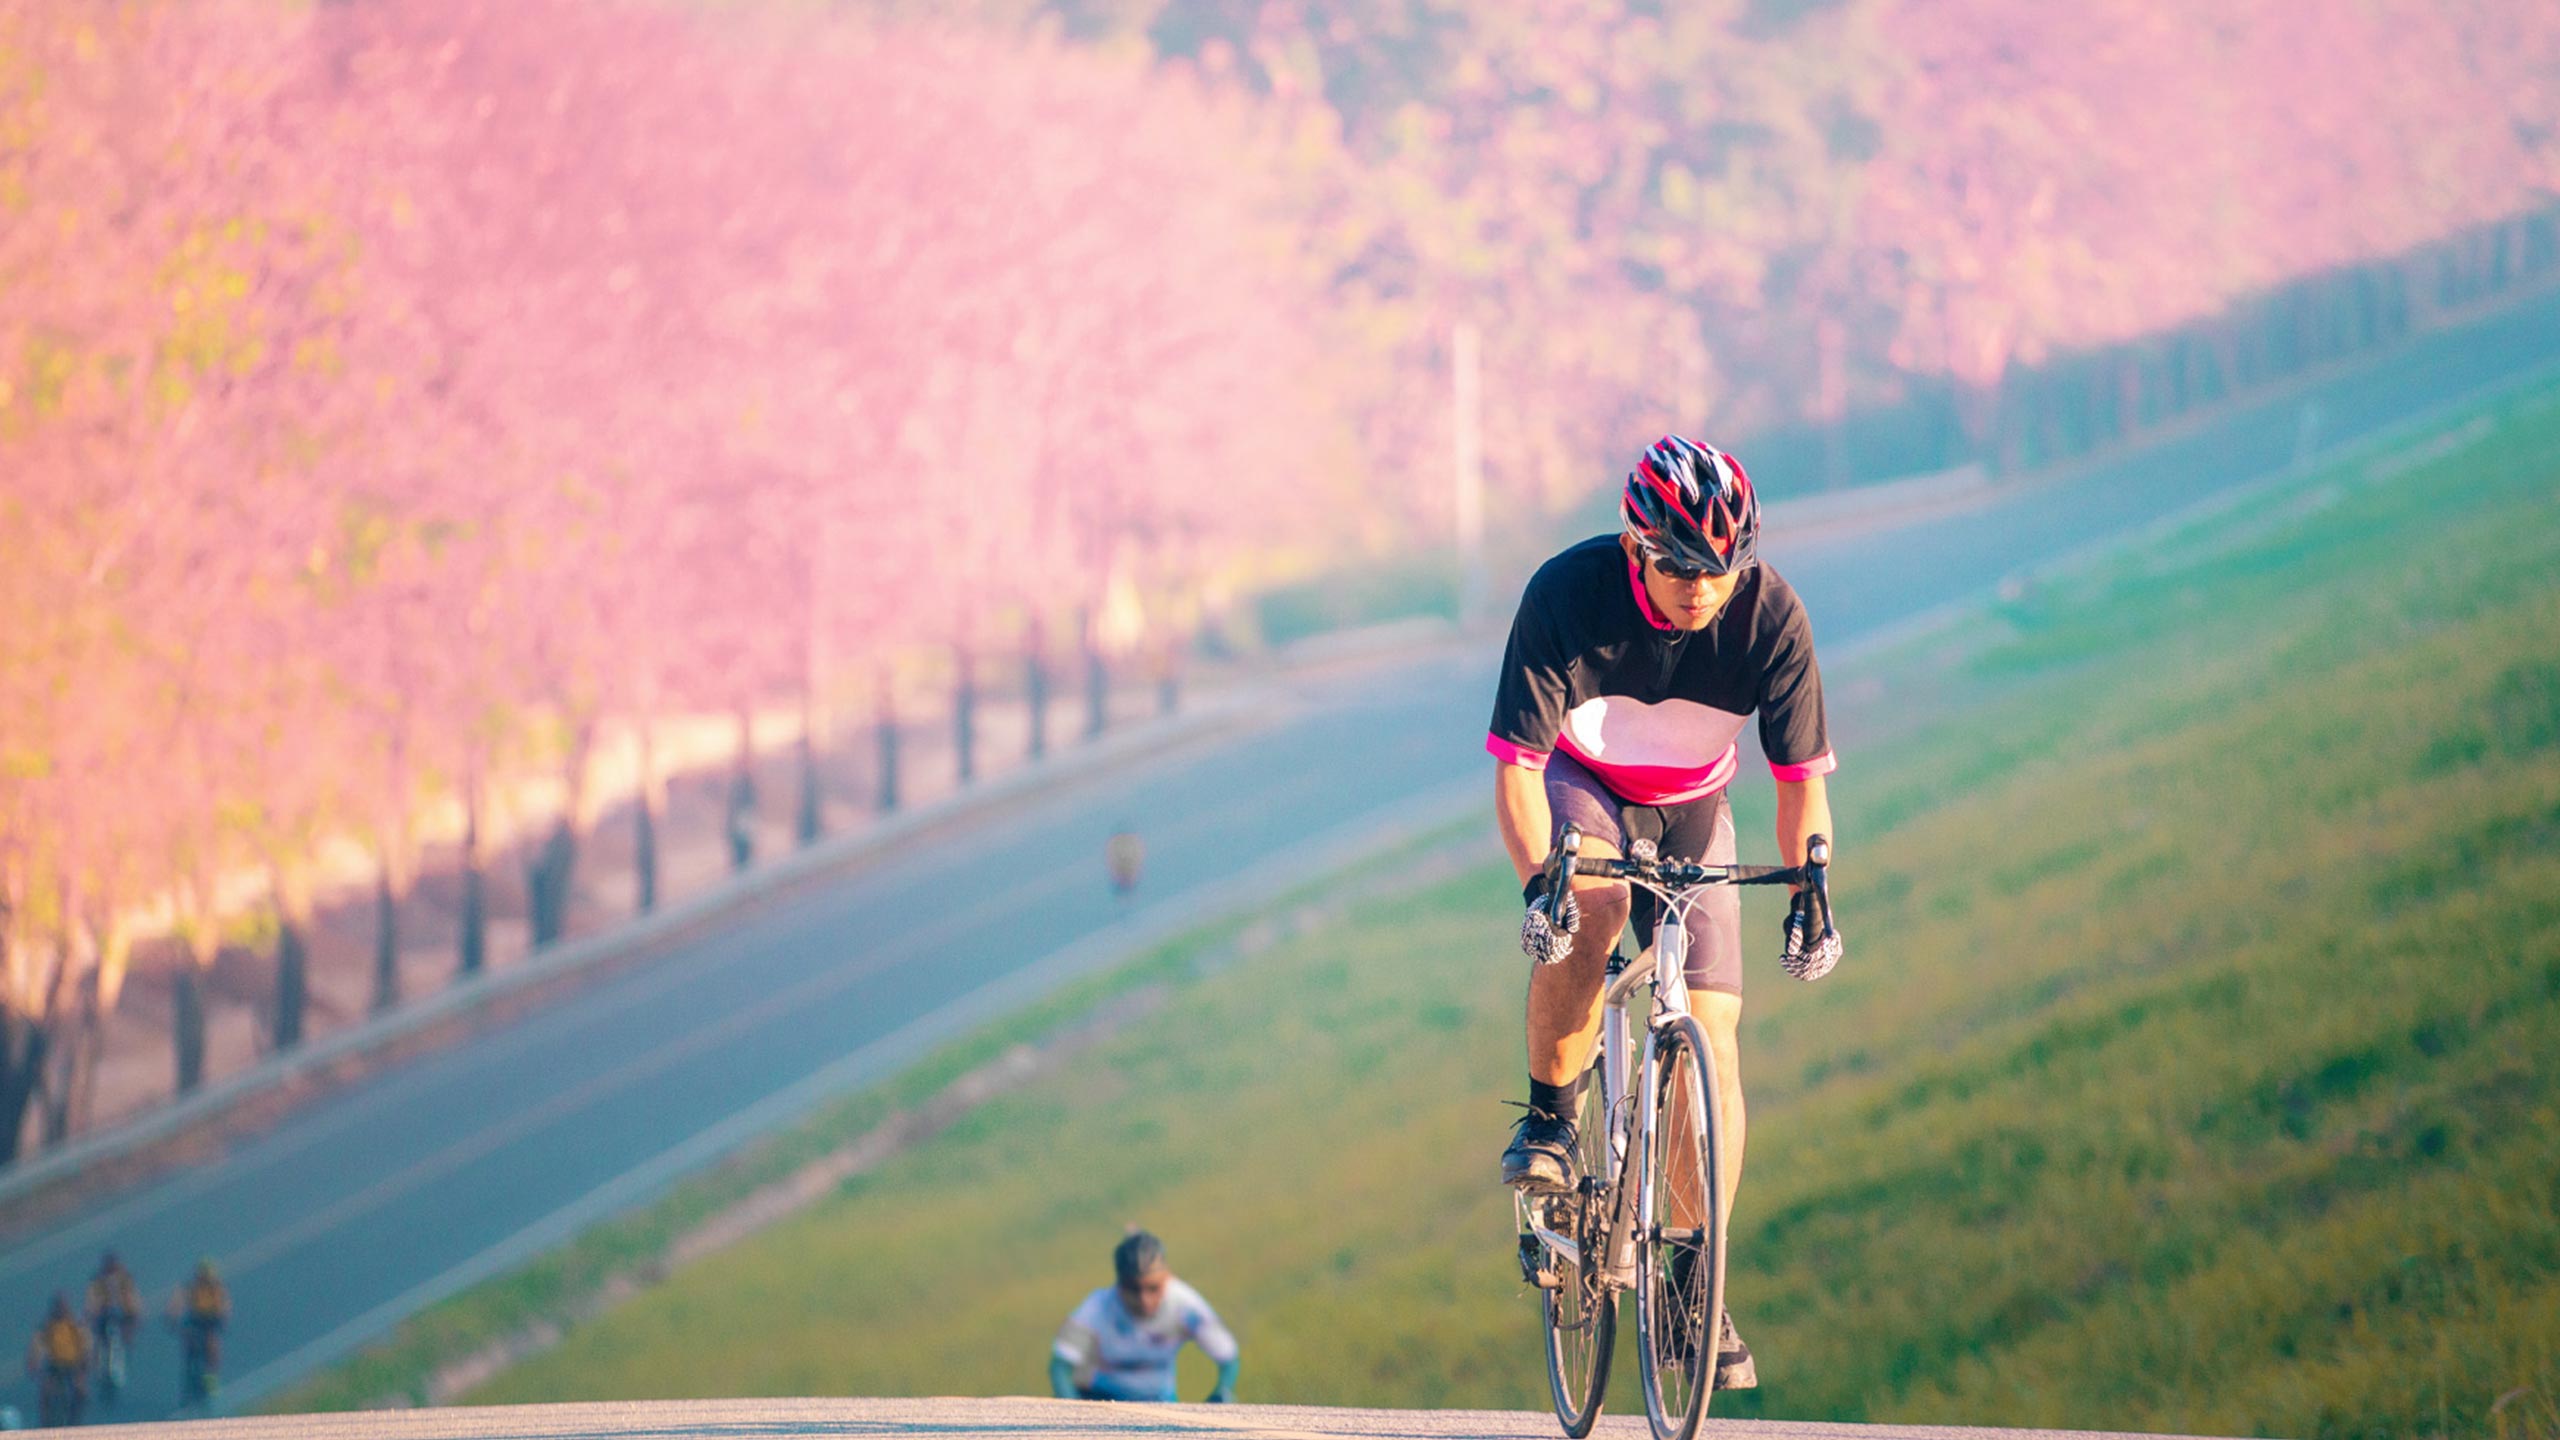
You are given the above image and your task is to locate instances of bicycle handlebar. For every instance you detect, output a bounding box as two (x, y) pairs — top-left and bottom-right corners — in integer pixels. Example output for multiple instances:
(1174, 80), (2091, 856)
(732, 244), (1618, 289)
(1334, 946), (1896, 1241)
(1555, 826), (1827, 890)
(1535, 823), (1835, 976)
(1572, 855), (1806, 885)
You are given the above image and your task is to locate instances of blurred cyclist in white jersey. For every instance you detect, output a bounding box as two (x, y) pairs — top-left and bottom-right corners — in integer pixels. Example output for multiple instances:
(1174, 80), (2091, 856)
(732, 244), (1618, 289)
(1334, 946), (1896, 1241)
(1050, 1230), (1238, 1403)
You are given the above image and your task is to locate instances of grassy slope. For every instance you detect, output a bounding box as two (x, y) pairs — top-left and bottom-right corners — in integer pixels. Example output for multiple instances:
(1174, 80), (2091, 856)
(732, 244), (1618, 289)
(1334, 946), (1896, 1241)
(413, 386), (2560, 1436)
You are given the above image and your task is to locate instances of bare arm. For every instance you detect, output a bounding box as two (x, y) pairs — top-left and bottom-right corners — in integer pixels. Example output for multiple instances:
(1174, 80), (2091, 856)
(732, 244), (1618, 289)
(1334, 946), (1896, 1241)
(1495, 760), (1554, 886)
(1775, 774), (1833, 874)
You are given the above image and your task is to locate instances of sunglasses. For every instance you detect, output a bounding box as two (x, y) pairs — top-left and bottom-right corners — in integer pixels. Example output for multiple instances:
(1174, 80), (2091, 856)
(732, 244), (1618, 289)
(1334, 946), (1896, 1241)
(1641, 547), (1716, 583)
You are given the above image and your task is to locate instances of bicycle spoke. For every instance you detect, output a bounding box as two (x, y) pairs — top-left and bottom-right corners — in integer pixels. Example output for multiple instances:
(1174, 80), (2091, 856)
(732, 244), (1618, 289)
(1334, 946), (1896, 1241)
(1533, 1073), (1617, 1437)
(1638, 1019), (1722, 1440)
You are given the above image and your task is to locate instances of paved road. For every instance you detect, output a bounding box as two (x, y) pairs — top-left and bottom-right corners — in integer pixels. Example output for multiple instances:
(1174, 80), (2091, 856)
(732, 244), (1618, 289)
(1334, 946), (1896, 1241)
(2, 291), (2554, 1426)
(55, 1395), (2238, 1438)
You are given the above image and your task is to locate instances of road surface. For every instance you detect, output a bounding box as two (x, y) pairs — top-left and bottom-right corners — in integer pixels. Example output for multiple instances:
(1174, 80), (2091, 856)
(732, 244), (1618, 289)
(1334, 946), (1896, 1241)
(52, 1396), (2239, 1439)
(2, 290), (2554, 1424)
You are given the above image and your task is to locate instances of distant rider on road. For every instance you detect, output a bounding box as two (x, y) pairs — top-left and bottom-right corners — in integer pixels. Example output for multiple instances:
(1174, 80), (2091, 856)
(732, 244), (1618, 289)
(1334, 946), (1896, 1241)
(85, 1251), (140, 1395)
(27, 1292), (89, 1427)
(171, 1258), (230, 1404)
(1050, 1230), (1239, 1404)
(1489, 435), (1846, 1392)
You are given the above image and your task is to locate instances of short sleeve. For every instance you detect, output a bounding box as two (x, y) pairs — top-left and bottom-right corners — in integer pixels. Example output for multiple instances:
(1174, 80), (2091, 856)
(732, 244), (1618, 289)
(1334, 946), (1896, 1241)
(1755, 581), (1835, 780)
(1488, 586), (1572, 763)
(1052, 1294), (1101, 1366)
(1185, 1295), (1240, 1365)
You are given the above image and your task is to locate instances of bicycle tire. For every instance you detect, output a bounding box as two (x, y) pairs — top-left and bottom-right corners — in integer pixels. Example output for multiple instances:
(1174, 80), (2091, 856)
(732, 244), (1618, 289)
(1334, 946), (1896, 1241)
(1636, 1014), (1723, 1440)
(1535, 1069), (1616, 1436)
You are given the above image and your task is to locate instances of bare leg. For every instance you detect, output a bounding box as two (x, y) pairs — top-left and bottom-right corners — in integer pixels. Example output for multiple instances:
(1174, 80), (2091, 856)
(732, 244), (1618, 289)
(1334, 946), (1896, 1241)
(1692, 990), (1746, 1232)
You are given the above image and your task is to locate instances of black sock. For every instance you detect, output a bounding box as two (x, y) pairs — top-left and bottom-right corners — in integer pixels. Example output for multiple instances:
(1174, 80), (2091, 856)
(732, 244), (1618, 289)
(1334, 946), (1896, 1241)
(1528, 1075), (1582, 1121)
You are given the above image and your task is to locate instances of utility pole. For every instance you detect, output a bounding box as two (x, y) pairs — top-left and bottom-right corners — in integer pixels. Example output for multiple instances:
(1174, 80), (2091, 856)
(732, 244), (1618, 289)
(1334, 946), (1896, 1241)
(1452, 320), (1486, 629)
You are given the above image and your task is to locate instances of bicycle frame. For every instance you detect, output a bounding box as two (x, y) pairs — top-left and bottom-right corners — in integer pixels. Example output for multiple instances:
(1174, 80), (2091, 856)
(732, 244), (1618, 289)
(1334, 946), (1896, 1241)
(1597, 871), (1711, 1291)
(1523, 825), (1826, 1439)
(1523, 845), (1719, 1296)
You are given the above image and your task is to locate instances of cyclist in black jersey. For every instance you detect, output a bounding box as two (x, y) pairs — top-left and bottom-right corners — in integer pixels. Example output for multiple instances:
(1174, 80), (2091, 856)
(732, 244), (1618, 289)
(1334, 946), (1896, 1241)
(1488, 435), (1847, 1392)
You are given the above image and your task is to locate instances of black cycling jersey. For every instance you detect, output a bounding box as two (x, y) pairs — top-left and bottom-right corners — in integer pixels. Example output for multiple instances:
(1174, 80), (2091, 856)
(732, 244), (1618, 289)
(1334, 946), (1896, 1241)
(1486, 535), (1833, 804)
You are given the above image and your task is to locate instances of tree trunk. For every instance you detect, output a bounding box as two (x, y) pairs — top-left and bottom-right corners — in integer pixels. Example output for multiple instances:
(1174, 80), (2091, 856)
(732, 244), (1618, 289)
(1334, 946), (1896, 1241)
(457, 752), (488, 978)
(802, 522), (835, 849)
(42, 978), (100, 1147)
(635, 716), (663, 915)
(725, 706), (758, 874)
(373, 860), (401, 1014)
(1083, 639), (1108, 740)
(1157, 643), (1180, 717)
(527, 818), (573, 949)
(273, 920), (308, 1052)
(795, 735), (823, 848)
(272, 874), (310, 1052)
(875, 674), (901, 813)
(529, 718), (594, 949)
(33, 892), (91, 1144)
(0, 1011), (48, 1167)
(795, 691), (825, 850)
(1024, 632), (1050, 762)
(953, 646), (977, 785)
(173, 967), (206, 1095)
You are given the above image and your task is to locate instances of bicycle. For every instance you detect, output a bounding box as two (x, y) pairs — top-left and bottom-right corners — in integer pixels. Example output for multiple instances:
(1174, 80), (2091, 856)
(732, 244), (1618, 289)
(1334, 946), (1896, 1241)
(91, 1316), (129, 1405)
(1516, 823), (1832, 1440)
(177, 1317), (222, 1407)
(35, 1364), (85, 1428)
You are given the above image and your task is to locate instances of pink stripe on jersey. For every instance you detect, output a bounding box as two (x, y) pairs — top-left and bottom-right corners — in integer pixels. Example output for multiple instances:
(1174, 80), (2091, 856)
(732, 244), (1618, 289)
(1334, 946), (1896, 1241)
(1770, 751), (1838, 782)
(1558, 734), (1739, 806)
(1485, 733), (1552, 770)
(1624, 552), (1676, 631)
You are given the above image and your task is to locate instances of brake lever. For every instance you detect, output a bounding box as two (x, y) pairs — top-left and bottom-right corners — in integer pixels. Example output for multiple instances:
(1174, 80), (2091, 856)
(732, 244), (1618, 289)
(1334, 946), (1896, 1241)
(1547, 825), (1582, 895)
(1804, 833), (1834, 934)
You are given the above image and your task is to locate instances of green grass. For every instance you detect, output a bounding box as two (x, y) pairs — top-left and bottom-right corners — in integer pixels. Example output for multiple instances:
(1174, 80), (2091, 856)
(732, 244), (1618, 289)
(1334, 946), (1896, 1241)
(299, 382), (2560, 1436)
(268, 821), (1478, 1414)
(265, 922), (1229, 1412)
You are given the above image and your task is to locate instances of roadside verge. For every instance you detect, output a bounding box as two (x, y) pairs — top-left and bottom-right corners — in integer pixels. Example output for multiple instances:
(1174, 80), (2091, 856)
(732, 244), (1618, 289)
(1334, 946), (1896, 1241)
(0, 681), (1282, 1225)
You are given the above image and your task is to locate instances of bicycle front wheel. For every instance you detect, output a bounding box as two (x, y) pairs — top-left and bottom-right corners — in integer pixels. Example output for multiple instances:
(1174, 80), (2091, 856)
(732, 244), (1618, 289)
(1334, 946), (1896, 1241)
(1532, 1071), (1616, 1435)
(1636, 1014), (1723, 1440)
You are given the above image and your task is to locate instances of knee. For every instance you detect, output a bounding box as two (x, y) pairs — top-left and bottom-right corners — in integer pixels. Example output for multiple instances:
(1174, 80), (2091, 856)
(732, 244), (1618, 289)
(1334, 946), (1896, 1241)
(1565, 883), (1629, 964)
(1571, 880), (1629, 934)
(1693, 993), (1743, 1062)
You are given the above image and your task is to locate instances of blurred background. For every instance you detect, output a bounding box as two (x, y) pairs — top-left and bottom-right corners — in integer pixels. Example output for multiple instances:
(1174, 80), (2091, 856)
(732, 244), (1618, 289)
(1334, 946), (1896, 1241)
(1, 0), (2557, 1435)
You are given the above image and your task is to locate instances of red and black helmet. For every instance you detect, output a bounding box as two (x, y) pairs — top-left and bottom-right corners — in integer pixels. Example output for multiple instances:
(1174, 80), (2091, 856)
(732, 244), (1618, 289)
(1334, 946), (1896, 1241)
(1622, 435), (1760, 576)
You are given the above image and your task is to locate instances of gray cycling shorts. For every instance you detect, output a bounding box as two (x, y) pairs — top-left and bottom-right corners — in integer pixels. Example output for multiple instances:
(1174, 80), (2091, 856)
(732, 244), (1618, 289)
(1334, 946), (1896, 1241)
(1545, 749), (1744, 997)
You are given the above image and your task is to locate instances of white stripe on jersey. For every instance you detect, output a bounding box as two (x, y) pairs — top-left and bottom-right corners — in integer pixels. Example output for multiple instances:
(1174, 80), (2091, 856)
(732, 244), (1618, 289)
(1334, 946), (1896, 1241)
(1559, 695), (1748, 770)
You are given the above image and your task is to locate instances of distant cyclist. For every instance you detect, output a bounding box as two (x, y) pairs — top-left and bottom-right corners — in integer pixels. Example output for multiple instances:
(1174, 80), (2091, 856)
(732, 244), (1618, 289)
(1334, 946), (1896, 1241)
(1489, 436), (1846, 1392)
(1105, 826), (1145, 902)
(26, 1292), (88, 1427)
(1050, 1230), (1238, 1404)
(169, 1257), (229, 1404)
(84, 1251), (139, 1400)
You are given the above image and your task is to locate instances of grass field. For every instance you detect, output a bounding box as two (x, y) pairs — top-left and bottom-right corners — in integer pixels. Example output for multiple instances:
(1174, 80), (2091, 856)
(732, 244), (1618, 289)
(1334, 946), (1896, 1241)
(294, 381), (2560, 1438)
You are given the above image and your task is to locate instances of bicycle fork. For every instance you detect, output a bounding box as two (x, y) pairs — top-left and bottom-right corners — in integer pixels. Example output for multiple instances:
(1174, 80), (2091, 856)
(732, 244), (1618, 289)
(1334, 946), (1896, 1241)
(1590, 981), (1675, 1293)
(1602, 922), (1689, 1293)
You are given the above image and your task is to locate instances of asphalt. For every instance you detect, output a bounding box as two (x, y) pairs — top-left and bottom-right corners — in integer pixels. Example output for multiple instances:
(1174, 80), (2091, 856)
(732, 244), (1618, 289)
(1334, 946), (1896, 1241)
(49, 1395), (2241, 1439)
(2, 287), (2554, 1431)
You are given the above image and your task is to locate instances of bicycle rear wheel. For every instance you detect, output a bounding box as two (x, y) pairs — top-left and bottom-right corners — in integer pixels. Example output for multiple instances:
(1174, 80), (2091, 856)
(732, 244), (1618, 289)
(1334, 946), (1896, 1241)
(1636, 1014), (1723, 1440)
(1527, 1072), (1616, 1436)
